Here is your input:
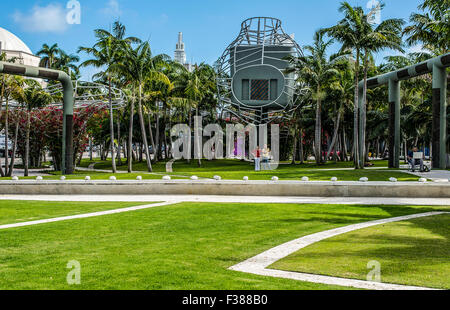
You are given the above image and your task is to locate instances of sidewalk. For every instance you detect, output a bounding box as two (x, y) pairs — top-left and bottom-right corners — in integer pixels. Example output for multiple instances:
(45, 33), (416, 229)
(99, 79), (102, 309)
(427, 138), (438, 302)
(405, 169), (450, 182)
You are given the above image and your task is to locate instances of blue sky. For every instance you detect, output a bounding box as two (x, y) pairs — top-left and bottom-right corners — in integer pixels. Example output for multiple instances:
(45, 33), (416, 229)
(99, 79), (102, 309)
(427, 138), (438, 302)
(1, 0), (423, 80)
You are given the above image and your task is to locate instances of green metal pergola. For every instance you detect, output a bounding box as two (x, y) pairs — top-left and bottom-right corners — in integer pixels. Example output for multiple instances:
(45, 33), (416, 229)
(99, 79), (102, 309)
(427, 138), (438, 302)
(358, 53), (449, 169)
(0, 61), (74, 175)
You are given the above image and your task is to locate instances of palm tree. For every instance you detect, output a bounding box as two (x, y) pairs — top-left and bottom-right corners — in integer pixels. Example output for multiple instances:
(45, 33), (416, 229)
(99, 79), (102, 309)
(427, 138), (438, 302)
(359, 11), (405, 166)
(286, 31), (347, 164)
(185, 72), (203, 166)
(79, 21), (141, 173)
(12, 83), (53, 176)
(54, 49), (80, 75)
(119, 42), (170, 172)
(36, 43), (60, 68)
(325, 2), (368, 168)
(325, 61), (354, 160)
(404, 0), (450, 54)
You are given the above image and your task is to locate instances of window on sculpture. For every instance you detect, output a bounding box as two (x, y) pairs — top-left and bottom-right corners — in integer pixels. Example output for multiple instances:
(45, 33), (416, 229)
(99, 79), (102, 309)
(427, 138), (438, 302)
(250, 79), (269, 100)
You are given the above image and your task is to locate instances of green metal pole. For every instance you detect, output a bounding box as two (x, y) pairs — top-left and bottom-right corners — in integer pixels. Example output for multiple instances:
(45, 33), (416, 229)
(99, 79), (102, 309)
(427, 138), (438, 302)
(0, 61), (74, 175)
(389, 79), (401, 169)
(61, 75), (74, 175)
(432, 64), (447, 169)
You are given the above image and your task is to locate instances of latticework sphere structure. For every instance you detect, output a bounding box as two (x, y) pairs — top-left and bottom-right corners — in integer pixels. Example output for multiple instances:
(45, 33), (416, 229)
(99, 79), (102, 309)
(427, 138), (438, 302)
(216, 17), (304, 124)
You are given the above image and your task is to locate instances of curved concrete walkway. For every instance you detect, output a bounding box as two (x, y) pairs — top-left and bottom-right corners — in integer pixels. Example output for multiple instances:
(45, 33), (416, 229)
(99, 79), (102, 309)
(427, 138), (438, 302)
(229, 211), (449, 290)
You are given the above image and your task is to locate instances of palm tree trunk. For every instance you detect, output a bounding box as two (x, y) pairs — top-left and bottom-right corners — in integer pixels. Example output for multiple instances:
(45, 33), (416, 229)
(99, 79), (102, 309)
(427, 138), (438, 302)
(108, 77), (117, 173)
(291, 124), (298, 164)
(128, 94), (135, 173)
(0, 77), (5, 177)
(314, 86), (322, 165)
(89, 136), (93, 161)
(164, 107), (169, 160)
(137, 84), (152, 172)
(353, 49), (361, 169)
(360, 51), (369, 168)
(326, 108), (342, 159)
(156, 107), (160, 161)
(187, 110), (192, 164)
(196, 107), (201, 167)
(148, 111), (156, 163)
(24, 110), (30, 177)
(8, 121), (19, 177)
(117, 116), (122, 166)
(299, 128), (304, 164)
(4, 97), (9, 176)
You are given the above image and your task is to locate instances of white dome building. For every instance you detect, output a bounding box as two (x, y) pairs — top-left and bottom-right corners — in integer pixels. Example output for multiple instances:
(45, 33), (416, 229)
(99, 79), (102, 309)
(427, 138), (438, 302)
(0, 27), (40, 67)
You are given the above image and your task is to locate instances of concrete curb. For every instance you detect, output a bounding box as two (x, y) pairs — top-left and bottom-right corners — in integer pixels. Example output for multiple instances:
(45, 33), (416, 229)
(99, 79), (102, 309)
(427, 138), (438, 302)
(1, 180), (449, 197)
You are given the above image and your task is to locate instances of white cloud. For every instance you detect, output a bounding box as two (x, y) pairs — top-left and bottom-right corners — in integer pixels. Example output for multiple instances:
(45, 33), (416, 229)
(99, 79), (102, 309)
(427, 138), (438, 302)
(12, 4), (69, 33)
(101, 0), (122, 17)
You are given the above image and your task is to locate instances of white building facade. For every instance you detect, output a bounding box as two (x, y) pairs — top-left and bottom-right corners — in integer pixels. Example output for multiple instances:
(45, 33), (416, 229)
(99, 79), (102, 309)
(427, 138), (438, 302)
(0, 27), (40, 67)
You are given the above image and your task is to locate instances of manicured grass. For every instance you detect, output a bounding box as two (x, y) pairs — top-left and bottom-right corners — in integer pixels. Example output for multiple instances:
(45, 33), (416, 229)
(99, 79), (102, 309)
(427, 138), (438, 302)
(0, 171), (188, 181)
(0, 202), (448, 290)
(0, 200), (155, 225)
(271, 214), (450, 289)
(74, 159), (417, 182)
(79, 158), (168, 172)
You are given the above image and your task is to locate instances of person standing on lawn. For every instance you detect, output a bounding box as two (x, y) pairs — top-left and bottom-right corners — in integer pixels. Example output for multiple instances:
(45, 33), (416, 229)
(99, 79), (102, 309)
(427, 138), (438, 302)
(252, 146), (261, 171)
(262, 144), (270, 170)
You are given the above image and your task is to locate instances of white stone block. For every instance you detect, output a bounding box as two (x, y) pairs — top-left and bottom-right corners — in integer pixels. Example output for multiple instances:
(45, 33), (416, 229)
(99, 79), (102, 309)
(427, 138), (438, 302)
(389, 177), (397, 182)
(12, 176), (19, 181)
(36, 176), (43, 181)
(359, 177), (369, 182)
(331, 177), (338, 182)
(190, 176), (198, 180)
(109, 176), (117, 181)
(301, 176), (309, 182)
(136, 176), (143, 181)
(214, 175), (222, 181)
(271, 176), (279, 182)
(243, 176), (249, 181)
(60, 176), (66, 181)
(85, 176), (91, 181)
(418, 178), (427, 183)
(163, 175), (172, 180)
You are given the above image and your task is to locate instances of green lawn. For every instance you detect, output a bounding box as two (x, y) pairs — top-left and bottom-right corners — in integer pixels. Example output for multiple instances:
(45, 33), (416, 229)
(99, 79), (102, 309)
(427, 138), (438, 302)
(0, 201), (155, 225)
(271, 214), (450, 289)
(0, 171), (190, 181)
(70, 158), (418, 182)
(0, 201), (448, 290)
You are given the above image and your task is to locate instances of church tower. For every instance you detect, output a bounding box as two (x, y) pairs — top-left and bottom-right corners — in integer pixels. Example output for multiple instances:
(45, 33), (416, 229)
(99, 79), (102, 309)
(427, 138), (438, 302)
(174, 32), (186, 64)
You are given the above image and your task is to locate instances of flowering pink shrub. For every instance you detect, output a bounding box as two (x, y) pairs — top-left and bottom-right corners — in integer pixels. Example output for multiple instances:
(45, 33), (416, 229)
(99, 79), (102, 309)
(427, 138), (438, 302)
(0, 105), (105, 170)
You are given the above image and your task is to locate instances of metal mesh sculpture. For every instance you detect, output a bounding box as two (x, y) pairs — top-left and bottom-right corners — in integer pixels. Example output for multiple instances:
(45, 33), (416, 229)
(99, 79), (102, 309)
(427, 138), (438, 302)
(2, 81), (126, 110)
(216, 17), (303, 124)
(45, 81), (127, 110)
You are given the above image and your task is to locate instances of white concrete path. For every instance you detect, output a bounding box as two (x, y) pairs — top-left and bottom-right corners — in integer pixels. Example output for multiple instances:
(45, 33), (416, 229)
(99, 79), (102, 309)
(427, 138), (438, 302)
(1, 195), (450, 205)
(0, 201), (178, 230)
(404, 169), (450, 183)
(229, 211), (449, 290)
